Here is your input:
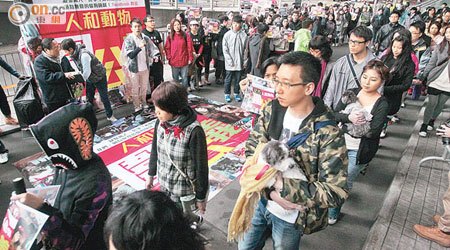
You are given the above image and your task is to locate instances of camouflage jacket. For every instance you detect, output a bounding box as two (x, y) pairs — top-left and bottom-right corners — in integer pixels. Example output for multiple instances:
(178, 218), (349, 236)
(245, 97), (349, 234)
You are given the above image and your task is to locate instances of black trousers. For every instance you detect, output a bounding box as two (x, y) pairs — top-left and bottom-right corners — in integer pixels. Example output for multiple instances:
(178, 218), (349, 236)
(215, 59), (225, 80)
(0, 87), (11, 117)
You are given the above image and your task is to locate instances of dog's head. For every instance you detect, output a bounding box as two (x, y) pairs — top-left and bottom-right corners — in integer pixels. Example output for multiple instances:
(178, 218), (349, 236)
(261, 141), (291, 166)
(341, 90), (358, 105)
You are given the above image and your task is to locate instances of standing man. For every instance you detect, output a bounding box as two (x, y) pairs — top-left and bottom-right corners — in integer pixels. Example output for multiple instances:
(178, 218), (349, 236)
(403, 7), (422, 29)
(212, 15), (229, 85)
(294, 18), (314, 52)
(374, 11), (404, 55)
(61, 38), (117, 122)
(289, 11), (302, 31)
(34, 37), (75, 113)
(222, 15), (247, 103)
(0, 57), (25, 126)
(122, 17), (160, 112)
(238, 51), (348, 249)
(324, 26), (375, 110)
(143, 15), (165, 98)
(371, 8), (388, 41)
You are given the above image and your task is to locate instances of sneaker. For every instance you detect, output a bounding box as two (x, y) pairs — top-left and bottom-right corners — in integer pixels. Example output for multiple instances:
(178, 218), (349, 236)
(401, 103), (406, 108)
(135, 115), (145, 123)
(190, 215), (204, 230)
(380, 128), (387, 138)
(234, 94), (242, 102)
(428, 119), (435, 131)
(391, 115), (400, 123)
(0, 152), (8, 164)
(328, 216), (338, 225)
(419, 124), (428, 137)
(134, 107), (142, 113)
(107, 116), (117, 122)
(328, 207), (340, 225)
(225, 94), (231, 103)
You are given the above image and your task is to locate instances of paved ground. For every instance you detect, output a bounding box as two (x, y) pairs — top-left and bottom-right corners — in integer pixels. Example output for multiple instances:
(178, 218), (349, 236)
(0, 44), (430, 249)
(363, 102), (450, 250)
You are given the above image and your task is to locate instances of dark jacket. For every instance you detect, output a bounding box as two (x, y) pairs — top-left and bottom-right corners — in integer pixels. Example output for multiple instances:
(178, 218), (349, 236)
(371, 14), (388, 32)
(334, 88), (389, 164)
(38, 154), (112, 250)
(375, 22), (405, 53)
(289, 20), (302, 31)
(34, 54), (72, 106)
(71, 44), (106, 83)
(212, 25), (229, 60)
(382, 55), (415, 115)
(0, 56), (20, 78)
(246, 33), (270, 77)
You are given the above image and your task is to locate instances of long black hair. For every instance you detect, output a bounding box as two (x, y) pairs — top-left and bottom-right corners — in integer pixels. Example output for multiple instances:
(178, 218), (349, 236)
(382, 34), (414, 77)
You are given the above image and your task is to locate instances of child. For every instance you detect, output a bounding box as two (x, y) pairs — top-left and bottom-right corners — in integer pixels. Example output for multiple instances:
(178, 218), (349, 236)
(146, 81), (209, 227)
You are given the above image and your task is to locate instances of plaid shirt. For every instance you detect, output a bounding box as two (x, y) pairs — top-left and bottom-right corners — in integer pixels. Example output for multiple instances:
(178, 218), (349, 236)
(156, 120), (201, 198)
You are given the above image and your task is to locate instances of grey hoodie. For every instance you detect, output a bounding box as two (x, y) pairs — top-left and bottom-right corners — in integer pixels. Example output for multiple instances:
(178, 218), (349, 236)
(222, 28), (248, 71)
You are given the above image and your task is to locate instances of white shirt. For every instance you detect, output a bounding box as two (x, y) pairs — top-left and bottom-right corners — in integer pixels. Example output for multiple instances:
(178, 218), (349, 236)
(266, 109), (303, 224)
(132, 33), (148, 72)
(429, 64), (450, 93)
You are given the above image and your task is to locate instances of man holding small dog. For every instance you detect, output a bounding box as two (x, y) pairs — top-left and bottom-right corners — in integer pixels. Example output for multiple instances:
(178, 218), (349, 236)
(238, 52), (348, 249)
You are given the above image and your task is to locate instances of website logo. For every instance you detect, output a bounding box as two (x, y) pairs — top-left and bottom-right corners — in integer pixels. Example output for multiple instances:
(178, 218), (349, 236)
(8, 3), (66, 26)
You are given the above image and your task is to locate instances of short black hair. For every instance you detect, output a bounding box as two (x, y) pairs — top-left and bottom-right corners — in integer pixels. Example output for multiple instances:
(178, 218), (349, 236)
(152, 81), (188, 115)
(302, 18), (314, 28)
(257, 23), (269, 34)
(143, 15), (155, 23)
(261, 56), (280, 76)
(60, 38), (76, 51)
(349, 25), (373, 42)
(27, 37), (42, 51)
(232, 15), (243, 23)
(218, 15), (229, 24)
(410, 7), (417, 12)
(308, 35), (333, 63)
(390, 10), (401, 17)
(41, 37), (55, 51)
(278, 51), (322, 85)
(104, 190), (206, 250)
(411, 20), (426, 33)
(129, 17), (141, 26)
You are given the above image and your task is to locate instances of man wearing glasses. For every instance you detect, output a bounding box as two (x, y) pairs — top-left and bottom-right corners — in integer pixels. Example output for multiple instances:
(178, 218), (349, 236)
(239, 52), (348, 249)
(323, 26), (375, 110)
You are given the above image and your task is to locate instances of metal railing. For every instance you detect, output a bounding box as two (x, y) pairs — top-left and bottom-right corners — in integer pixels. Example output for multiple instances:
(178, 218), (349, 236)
(0, 51), (26, 97)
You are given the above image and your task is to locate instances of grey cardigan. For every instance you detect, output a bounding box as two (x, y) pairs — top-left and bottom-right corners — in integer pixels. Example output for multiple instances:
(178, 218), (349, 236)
(420, 41), (450, 85)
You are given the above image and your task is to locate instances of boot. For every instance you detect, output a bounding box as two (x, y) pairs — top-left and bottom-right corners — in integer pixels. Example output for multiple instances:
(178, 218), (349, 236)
(204, 72), (211, 85)
(413, 224), (450, 247)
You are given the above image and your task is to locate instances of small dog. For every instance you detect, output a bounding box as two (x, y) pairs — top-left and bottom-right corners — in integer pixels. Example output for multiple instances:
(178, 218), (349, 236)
(340, 90), (373, 138)
(258, 140), (308, 188)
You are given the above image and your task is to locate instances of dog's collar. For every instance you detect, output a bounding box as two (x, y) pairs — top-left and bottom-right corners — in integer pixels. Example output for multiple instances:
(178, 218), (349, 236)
(255, 164), (271, 180)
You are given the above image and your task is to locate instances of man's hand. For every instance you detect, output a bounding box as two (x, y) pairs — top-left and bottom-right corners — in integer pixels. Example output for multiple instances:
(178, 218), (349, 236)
(196, 201), (207, 214)
(349, 112), (366, 125)
(11, 193), (44, 209)
(145, 175), (154, 190)
(239, 78), (249, 93)
(270, 190), (306, 211)
(153, 56), (159, 63)
(64, 72), (75, 79)
(437, 125), (450, 138)
(18, 75), (26, 80)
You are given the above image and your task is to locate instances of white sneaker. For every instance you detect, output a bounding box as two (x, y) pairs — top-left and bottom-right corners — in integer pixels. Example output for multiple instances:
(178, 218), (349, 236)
(107, 116), (117, 122)
(190, 215), (204, 230)
(419, 131), (427, 137)
(380, 129), (387, 138)
(0, 152), (8, 164)
(400, 103), (406, 108)
(328, 217), (338, 225)
(391, 116), (400, 123)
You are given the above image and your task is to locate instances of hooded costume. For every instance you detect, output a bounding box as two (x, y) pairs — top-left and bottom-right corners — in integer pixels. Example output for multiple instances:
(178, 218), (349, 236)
(30, 103), (112, 250)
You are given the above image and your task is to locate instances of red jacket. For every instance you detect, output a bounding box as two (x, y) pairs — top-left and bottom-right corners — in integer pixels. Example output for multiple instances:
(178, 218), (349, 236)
(165, 32), (193, 67)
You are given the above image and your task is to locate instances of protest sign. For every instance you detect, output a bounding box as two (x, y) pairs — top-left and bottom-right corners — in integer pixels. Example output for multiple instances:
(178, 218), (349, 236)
(241, 75), (276, 114)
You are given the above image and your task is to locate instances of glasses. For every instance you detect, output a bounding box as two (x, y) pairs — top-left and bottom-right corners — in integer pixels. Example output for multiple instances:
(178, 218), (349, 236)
(273, 79), (308, 89)
(349, 39), (366, 45)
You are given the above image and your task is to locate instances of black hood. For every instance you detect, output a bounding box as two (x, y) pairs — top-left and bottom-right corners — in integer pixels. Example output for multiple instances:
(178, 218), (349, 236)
(30, 103), (98, 170)
(163, 106), (197, 129)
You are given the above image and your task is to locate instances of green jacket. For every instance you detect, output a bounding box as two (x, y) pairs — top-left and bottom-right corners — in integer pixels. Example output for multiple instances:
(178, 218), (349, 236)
(294, 28), (311, 52)
(245, 97), (348, 234)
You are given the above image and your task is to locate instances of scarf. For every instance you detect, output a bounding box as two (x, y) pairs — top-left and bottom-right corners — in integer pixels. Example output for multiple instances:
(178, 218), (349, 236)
(227, 143), (277, 242)
(42, 51), (61, 64)
(160, 114), (185, 140)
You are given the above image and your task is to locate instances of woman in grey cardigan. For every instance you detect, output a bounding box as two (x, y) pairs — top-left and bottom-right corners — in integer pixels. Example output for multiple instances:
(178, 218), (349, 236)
(418, 26), (450, 137)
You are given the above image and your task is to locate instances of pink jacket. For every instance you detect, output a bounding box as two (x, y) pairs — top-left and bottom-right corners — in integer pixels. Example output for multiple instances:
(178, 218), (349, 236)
(165, 32), (193, 67)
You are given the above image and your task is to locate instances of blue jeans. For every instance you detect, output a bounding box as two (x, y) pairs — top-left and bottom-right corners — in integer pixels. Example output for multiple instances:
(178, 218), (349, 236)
(224, 70), (241, 95)
(329, 149), (367, 217)
(171, 65), (189, 88)
(238, 199), (302, 250)
(86, 77), (113, 118)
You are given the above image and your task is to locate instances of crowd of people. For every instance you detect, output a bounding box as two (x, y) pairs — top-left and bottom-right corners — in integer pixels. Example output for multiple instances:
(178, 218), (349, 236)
(4, 0), (450, 249)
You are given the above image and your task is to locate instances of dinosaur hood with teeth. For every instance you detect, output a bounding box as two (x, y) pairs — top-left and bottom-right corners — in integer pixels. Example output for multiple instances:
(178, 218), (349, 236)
(30, 103), (98, 170)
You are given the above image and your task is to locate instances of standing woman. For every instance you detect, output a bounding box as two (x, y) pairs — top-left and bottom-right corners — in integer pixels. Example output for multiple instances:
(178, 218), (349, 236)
(381, 35), (415, 137)
(272, 18), (290, 55)
(418, 26), (450, 137)
(199, 16), (213, 85)
(165, 18), (193, 88)
(308, 35), (334, 98)
(323, 14), (337, 46)
(146, 81), (209, 227)
(427, 21), (444, 51)
(328, 60), (390, 224)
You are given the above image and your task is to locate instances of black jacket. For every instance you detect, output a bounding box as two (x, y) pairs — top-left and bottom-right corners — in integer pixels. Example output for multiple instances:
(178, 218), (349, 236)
(334, 88), (389, 164)
(34, 54), (72, 106)
(371, 14), (388, 32)
(38, 154), (112, 250)
(374, 22), (405, 53)
(382, 55), (415, 115)
(212, 25), (229, 59)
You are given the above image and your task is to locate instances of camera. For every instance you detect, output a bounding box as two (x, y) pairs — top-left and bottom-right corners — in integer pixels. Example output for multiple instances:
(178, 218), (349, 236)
(442, 118), (450, 145)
